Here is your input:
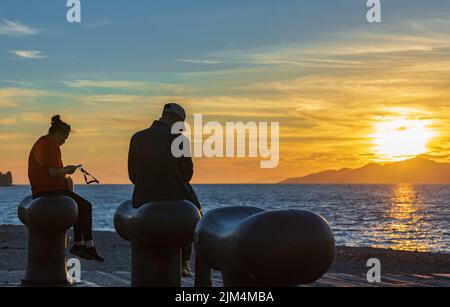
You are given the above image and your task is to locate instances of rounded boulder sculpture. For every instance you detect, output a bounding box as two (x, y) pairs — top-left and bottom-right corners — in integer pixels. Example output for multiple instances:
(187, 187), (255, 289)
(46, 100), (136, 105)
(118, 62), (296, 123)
(194, 206), (335, 287)
(18, 196), (79, 286)
(114, 200), (201, 287)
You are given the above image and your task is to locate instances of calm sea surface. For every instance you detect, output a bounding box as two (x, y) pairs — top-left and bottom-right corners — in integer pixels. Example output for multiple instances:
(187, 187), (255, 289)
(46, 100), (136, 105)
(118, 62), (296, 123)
(1, 184), (449, 253)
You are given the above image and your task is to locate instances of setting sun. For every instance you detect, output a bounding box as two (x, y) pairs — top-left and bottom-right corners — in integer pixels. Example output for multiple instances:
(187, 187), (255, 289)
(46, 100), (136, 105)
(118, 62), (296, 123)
(372, 116), (436, 162)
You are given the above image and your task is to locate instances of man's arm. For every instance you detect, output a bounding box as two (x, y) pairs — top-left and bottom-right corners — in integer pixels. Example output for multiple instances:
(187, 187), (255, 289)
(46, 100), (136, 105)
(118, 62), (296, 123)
(179, 156), (194, 182)
(128, 135), (137, 184)
(177, 134), (193, 182)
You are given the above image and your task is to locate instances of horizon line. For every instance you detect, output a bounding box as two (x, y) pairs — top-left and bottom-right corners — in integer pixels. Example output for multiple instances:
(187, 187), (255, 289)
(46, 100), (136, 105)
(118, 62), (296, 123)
(5, 182), (450, 186)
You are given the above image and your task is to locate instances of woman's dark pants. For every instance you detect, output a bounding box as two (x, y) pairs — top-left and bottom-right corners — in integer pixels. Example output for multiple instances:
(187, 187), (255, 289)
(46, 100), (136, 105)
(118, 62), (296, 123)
(33, 190), (93, 242)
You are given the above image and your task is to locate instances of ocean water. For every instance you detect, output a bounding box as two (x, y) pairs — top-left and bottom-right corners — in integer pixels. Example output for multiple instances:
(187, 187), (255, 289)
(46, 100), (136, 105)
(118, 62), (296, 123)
(1, 184), (449, 253)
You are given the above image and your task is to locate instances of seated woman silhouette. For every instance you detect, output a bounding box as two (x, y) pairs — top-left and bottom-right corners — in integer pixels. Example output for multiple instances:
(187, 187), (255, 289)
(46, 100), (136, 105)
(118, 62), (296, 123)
(28, 115), (104, 262)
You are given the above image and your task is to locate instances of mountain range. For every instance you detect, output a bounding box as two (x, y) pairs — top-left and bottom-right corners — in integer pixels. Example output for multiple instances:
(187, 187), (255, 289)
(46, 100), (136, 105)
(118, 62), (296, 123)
(279, 158), (450, 184)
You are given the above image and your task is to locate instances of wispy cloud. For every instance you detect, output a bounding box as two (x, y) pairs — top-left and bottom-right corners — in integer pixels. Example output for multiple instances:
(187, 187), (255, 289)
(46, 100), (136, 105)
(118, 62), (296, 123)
(177, 59), (222, 65)
(0, 80), (36, 87)
(62, 80), (154, 90)
(61, 79), (195, 95)
(0, 19), (40, 36)
(9, 50), (45, 59)
(0, 87), (47, 108)
(83, 20), (112, 29)
(0, 113), (47, 125)
(83, 20), (113, 29)
(20, 112), (47, 123)
(0, 118), (17, 125)
(0, 132), (33, 141)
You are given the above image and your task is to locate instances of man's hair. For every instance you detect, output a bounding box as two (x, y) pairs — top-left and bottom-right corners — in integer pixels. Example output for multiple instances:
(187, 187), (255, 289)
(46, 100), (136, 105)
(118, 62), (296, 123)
(162, 109), (182, 121)
(162, 103), (186, 121)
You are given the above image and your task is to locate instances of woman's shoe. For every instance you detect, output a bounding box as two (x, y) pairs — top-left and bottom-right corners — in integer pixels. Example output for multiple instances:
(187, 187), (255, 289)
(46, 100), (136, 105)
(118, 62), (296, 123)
(83, 247), (105, 262)
(69, 245), (93, 260)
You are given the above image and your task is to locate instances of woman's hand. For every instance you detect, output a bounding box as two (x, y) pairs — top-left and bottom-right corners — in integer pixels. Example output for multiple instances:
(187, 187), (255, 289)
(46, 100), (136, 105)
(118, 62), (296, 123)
(49, 165), (80, 177)
(64, 165), (79, 175)
(67, 176), (74, 192)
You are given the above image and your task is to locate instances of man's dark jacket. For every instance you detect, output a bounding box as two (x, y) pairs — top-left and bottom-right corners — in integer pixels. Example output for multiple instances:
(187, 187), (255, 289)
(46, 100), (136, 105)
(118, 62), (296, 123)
(128, 120), (195, 208)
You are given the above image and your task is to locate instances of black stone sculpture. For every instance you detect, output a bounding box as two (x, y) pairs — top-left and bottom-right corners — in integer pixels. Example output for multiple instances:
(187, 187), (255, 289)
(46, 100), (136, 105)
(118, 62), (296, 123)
(18, 196), (78, 286)
(194, 206), (335, 287)
(114, 200), (201, 287)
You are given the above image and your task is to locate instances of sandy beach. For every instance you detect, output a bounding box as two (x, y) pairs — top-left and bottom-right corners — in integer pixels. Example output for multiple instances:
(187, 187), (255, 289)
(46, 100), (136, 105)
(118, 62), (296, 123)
(1, 224), (449, 287)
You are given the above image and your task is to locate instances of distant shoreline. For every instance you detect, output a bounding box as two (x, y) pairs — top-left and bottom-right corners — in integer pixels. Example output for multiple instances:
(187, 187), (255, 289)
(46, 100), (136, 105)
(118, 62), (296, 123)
(5, 183), (450, 186)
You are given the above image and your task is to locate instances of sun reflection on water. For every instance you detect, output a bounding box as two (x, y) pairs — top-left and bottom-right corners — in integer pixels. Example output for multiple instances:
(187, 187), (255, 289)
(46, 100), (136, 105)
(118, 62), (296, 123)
(378, 184), (431, 252)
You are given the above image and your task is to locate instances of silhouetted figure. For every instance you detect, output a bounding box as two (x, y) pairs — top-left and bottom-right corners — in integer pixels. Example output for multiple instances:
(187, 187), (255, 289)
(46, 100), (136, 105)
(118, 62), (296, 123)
(28, 115), (104, 262)
(128, 103), (202, 276)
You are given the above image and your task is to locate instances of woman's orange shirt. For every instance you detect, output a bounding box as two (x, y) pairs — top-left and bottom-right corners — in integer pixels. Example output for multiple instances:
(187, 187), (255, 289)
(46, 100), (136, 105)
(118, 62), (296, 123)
(28, 135), (68, 196)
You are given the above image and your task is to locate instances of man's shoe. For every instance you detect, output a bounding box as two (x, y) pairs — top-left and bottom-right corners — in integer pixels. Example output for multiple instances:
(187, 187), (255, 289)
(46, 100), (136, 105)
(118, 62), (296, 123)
(83, 247), (105, 262)
(182, 261), (193, 277)
(69, 245), (93, 260)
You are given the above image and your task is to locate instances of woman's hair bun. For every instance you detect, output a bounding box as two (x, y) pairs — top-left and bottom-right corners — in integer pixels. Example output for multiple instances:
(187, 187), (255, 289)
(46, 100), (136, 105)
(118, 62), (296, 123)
(48, 114), (71, 135)
(51, 115), (62, 125)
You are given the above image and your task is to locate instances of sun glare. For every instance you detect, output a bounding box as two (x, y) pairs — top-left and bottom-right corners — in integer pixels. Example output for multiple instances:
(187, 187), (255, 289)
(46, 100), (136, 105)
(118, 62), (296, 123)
(372, 116), (435, 162)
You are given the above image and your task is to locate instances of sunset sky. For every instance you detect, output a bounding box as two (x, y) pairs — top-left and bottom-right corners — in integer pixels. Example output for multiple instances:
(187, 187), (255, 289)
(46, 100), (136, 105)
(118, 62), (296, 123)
(1, 0), (450, 184)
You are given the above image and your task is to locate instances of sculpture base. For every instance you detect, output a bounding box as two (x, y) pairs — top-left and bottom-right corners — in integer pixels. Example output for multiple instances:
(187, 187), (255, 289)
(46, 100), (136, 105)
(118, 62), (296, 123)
(21, 278), (74, 287)
(22, 229), (73, 287)
(132, 241), (181, 287)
